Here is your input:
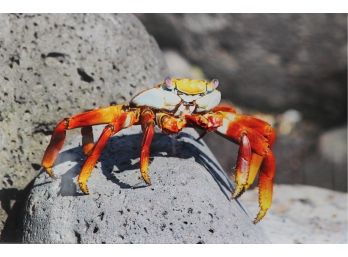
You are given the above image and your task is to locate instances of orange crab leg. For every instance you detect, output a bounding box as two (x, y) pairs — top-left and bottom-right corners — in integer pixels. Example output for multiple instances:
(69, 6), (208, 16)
(231, 134), (252, 198)
(156, 113), (187, 134)
(41, 105), (136, 177)
(245, 153), (264, 190)
(78, 111), (130, 194)
(140, 109), (156, 185)
(78, 125), (114, 194)
(234, 115), (276, 146)
(185, 112), (223, 130)
(41, 120), (67, 177)
(81, 126), (94, 155)
(212, 108), (275, 223)
(212, 104), (237, 114)
(254, 151), (275, 223)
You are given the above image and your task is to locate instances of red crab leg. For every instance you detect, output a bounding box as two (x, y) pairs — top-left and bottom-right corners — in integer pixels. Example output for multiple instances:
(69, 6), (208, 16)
(41, 105), (135, 177)
(81, 126), (94, 155)
(245, 153), (264, 190)
(140, 109), (156, 185)
(77, 116), (125, 194)
(212, 108), (275, 223)
(212, 104), (237, 114)
(185, 113), (223, 130)
(156, 113), (187, 134)
(253, 151), (275, 223)
(231, 134), (252, 198)
(232, 115), (276, 146)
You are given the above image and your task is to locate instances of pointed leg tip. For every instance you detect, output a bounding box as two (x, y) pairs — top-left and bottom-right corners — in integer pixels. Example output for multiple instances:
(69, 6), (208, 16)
(231, 186), (245, 199)
(78, 182), (90, 195)
(142, 175), (152, 186)
(253, 210), (267, 224)
(44, 167), (57, 179)
(81, 188), (90, 195)
(231, 191), (240, 199)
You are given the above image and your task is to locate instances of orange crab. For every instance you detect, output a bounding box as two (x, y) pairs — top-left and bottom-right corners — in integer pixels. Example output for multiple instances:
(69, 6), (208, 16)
(41, 78), (276, 223)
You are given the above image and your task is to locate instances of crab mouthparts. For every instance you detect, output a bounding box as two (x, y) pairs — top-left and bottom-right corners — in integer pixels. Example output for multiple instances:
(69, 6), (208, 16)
(182, 101), (195, 106)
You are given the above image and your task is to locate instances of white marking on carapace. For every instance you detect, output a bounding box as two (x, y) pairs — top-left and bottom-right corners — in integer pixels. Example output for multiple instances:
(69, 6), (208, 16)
(196, 90), (221, 112)
(131, 88), (181, 111)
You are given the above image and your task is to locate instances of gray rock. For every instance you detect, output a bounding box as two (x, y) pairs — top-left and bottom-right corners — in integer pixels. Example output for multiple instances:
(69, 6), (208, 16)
(21, 127), (267, 243)
(137, 14), (347, 127)
(163, 49), (204, 79)
(319, 126), (347, 166)
(242, 184), (348, 243)
(0, 13), (166, 236)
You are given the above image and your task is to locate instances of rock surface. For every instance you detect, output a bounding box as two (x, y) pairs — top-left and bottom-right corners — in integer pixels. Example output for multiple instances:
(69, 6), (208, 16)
(21, 127), (267, 243)
(0, 13), (166, 236)
(138, 14), (347, 127)
(242, 184), (348, 243)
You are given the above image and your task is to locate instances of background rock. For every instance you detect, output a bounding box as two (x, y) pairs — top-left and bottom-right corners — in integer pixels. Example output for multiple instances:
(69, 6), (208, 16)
(137, 14), (347, 128)
(0, 13), (166, 239)
(21, 127), (267, 243)
(242, 184), (348, 243)
(145, 14), (348, 192)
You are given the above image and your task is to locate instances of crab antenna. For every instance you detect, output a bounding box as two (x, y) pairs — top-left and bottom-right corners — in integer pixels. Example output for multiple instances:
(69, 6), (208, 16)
(164, 77), (175, 90)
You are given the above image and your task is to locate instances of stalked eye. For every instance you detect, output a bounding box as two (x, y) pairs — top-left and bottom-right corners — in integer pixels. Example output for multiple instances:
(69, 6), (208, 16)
(211, 79), (219, 89)
(207, 79), (219, 93)
(163, 77), (175, 91)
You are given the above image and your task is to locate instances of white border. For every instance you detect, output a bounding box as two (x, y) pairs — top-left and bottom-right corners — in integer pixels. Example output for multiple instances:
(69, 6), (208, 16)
(0, 244), (348, 257)
(0, 1), (347, 255)
(0, 0), (348, 13)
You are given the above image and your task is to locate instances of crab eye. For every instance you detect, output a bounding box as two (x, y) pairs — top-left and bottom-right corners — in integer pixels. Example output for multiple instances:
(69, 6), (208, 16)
(163, 77), (175, 91)
(211, 79), (219, 89)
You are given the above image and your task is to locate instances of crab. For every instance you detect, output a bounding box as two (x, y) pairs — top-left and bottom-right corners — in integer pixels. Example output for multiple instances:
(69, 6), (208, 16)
(41, 78), (276, 223)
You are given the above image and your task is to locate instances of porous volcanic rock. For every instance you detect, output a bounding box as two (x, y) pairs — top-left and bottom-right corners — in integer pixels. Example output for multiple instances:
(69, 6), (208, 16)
(21, 127), (267, 243)
(0, 13), (166, 239)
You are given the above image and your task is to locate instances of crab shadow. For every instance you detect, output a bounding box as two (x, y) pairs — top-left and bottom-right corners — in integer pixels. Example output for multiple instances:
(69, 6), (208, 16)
(53, 130), (235, 200)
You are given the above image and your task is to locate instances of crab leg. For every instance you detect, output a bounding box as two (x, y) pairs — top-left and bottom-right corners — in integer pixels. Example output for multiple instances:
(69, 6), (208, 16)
(78, 111), (130, 194)
(140, 109), (156, 185)
(254, 151), (275, 223)
(81, 126), (94, 155)
(212, 104), (237, 114)
(245, 153), (264, 190)
(77, 124), (115, 194)
(156, 113), (187, 134)
(213, 109), (275, 223)
(185, 112), (223, 131)
(42, 105), (137, 177)
(78, 109), (138, 194)
(231, 134), (252, 198)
